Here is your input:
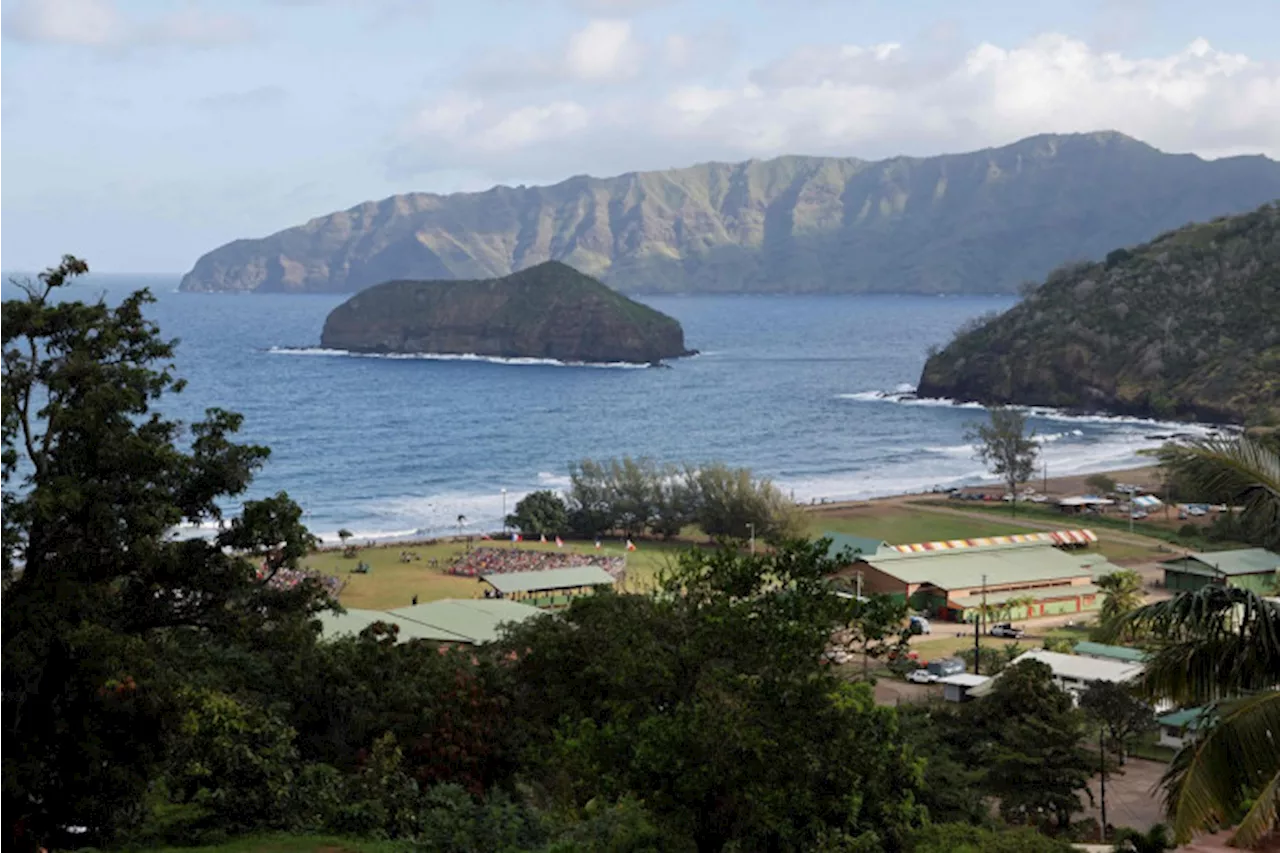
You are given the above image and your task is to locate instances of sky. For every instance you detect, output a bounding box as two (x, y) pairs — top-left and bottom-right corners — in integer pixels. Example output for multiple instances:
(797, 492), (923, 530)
(2, 0), (1279, 273)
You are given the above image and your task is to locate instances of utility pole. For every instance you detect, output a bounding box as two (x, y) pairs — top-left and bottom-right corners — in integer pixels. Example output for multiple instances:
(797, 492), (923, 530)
(1129, 485), (1136, 534)
(1042, 461), (1048, 494)
(973, 609), (980, 675)
(501, 488), (508, 534)
(1099, 727), (1108, 843)
(855, 569), (863, 599)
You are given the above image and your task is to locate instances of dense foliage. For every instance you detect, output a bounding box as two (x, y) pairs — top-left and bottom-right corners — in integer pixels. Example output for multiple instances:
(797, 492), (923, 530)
(565, 456), (804, 542)
(920, 202), (1280, 424)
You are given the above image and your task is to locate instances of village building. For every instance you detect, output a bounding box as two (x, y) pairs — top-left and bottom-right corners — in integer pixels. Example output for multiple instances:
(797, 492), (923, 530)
(1161, 548), (1280, 595)
(316, 597), (543, 645)
(825, 530), (1111, 622)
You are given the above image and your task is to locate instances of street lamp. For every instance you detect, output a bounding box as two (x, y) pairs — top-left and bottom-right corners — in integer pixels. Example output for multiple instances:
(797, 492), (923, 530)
(502, 488), (508, 533)
(747, 522), (756, 555)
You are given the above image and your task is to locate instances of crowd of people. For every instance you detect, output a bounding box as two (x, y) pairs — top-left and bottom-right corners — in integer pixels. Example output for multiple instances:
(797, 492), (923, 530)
(257, 562), (344, 598)
(446, 547), (625, 579)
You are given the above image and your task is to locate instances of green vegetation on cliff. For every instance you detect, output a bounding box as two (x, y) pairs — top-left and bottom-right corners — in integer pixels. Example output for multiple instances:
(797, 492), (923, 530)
(180, 132), (1280, 295)
(320, 260), (693, 363)
(918, 202), (1280, 424)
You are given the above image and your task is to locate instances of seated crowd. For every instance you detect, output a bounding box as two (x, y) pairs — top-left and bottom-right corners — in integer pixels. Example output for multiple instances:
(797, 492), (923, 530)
(447, 547), (625, 578)
(257, 562), (344, 598)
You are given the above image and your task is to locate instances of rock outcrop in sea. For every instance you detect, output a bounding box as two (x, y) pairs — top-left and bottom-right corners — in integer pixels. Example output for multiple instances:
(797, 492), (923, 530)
(320, 261), (696, 365)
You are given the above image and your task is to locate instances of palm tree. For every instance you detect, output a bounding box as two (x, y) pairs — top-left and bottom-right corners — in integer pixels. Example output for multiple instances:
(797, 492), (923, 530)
(1122, 433), (1280, 848)
(1097, 570), (1145, 638)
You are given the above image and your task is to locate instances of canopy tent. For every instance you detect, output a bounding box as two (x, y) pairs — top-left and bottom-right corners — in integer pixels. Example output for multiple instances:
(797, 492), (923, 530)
(886, 529), (1096, 553)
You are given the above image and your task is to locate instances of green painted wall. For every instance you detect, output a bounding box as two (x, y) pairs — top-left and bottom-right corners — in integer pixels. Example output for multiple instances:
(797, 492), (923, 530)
(1165, 570), (1212, 592)
(1228, 573), (1279, 595)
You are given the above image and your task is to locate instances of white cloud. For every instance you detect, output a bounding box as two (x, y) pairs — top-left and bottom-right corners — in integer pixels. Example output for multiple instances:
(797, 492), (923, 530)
(3, 0), (254, 52)
(564, 19), (639, 81)
(4, 0), (123, 46)
(392, 34), (1280, 182)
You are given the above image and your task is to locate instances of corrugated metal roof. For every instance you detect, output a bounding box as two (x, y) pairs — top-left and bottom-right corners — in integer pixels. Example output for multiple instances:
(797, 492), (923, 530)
(824, 533), (890, 558)
(1163, 548), (1280, 576)
(1073, 641), (1148, 663)
(483, 565), (616, 594)
(937, 673), (991, 687)
(1010, 649), (1143, 683)
(389, 599), (544, 643)
(861, 542), (1106, 590)
(315, 608), (473, 643)
(316, 599), (544, 644)
(1157, 707), (1208, 729)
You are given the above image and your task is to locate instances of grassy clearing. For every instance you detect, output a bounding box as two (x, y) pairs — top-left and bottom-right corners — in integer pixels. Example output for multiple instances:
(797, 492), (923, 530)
(807, 509), (1039, 544)
(1129, 729), (1177, 763)
(305, 538), (689, 610)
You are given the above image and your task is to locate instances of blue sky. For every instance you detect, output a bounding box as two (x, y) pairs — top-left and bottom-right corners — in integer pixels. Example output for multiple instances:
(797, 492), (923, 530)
(3, 0), (1278, 272)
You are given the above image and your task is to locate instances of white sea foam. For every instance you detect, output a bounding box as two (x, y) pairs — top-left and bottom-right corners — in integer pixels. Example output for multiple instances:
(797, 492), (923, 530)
(266, 346), (652, 369)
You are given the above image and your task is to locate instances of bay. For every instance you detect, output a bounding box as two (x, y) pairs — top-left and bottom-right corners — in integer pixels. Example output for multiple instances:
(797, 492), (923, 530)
(4, 274), (1217, 543)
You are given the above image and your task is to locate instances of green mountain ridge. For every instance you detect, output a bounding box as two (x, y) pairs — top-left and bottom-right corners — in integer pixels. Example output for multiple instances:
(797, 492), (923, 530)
(179, 131), (1280, 295)
(319, 260), (694, 364)
(917, 202), (1280, 424)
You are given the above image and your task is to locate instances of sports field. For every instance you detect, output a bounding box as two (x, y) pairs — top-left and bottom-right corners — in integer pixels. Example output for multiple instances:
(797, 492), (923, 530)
(307, 537), (687, 610)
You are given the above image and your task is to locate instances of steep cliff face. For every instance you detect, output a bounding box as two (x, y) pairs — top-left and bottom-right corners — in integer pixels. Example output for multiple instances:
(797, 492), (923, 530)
(320, 261), (694, 364)
(180, 132), (1280, 295)
(917, 203), (1280, 424)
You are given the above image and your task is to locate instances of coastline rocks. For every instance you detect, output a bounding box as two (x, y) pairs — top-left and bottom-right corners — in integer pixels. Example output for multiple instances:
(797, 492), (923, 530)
(320, 261), (696, 365)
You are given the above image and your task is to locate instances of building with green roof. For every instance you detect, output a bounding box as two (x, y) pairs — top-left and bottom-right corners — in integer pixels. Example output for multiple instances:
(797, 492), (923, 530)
(827, 537), (1115, 621)
(315, 598), (543, 645)
(824, 533), (891, 559)
(1073, 641), (1148, 664)
(1157, 707), (1208, 749)
(1161, 548), (1280, 594)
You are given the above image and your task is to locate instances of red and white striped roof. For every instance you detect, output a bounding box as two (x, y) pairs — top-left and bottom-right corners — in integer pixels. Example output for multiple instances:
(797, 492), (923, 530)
(887, 529), (1097, 554)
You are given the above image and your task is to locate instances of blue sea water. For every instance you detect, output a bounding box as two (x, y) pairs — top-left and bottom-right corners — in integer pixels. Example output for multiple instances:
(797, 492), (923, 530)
(3, 275), (1222, 543)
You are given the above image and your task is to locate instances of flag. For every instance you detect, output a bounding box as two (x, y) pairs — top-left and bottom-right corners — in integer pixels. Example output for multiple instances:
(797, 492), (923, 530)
(626, 539), (637, 552)
(540, 534), (547, 543)
(511, 532), (521, 543)
(555, 536), (564, 547)
(594, 539), (601, 550)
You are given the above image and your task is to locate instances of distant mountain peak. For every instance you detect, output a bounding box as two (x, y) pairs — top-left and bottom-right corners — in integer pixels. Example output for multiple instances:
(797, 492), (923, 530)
(180, 133), (1280, 296)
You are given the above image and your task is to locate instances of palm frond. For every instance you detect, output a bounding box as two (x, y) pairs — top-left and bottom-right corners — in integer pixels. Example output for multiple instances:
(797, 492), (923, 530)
(1161, 690), (1280, 847)
(1233, 764), (1280, 849)
(1158, 436), (1280, 548)
(1111, 586), (1280, 705)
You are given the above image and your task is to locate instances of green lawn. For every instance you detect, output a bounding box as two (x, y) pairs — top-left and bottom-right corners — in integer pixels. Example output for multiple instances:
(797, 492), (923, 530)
(809, 509), (1039, 545)
(118, 834), (408, 853)
(305, 538), (689, 610)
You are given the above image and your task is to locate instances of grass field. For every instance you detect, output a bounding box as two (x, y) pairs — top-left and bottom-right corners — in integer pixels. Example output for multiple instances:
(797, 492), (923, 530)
(306, 538), (689, 610)
(807, 508), (1039, 544)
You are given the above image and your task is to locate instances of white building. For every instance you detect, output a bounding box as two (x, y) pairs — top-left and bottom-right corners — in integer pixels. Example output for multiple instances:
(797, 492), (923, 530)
(966, 649), (1145, 703)
(936, 673), (991, 703)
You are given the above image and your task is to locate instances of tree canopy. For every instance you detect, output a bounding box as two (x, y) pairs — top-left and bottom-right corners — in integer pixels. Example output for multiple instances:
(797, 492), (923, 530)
(965, 407), (1039, 514)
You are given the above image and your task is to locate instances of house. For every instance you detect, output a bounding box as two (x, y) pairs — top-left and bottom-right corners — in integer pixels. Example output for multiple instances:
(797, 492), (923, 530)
(1161, 548), (1280, 595)
(1156, 707), (1207, 749)
(1002, 649), (1143, 697)
(1072, 641), (1148, 664)
(826, 531), (1113, 622)
(936, 673), (991, 703)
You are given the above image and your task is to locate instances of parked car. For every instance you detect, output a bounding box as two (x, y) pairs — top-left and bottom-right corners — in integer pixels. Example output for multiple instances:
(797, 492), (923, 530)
(925, 657), (966, 678)
(989, 622), (1025, 639)
(906, 668), (937, 684)
(909, 615), (932, 635)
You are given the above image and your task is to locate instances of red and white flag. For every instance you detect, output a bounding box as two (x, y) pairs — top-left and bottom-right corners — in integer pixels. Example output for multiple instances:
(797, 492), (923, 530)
(626, 539), (637, 552)
(540, 534), (547, 543)
(555, 536), (564, 547)
(594, 539), (601, 550)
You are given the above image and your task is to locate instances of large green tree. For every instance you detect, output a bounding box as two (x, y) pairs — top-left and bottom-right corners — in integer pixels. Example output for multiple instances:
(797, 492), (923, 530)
(1, 258), (328, 849)
(505, 490), (570, 537)
(965, 406), (1039, 515)
(1079, 681), (1155, 766)
(968, 659), (1095, 831)
(498, 539), (926, 850)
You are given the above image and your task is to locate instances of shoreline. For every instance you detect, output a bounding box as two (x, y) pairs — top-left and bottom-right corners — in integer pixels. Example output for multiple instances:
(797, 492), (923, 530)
(308, 464), (1166, 553)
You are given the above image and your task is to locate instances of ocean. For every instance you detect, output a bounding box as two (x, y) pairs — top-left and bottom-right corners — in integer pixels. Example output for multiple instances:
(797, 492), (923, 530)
(3, 275), (1224, 543)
